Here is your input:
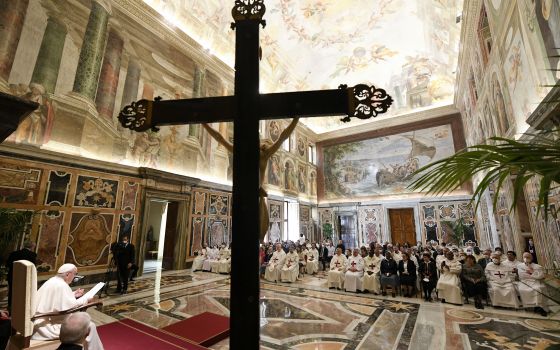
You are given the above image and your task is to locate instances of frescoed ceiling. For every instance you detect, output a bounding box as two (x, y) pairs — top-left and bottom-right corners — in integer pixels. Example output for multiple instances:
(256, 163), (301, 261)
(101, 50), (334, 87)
(143, 0), (464, 134)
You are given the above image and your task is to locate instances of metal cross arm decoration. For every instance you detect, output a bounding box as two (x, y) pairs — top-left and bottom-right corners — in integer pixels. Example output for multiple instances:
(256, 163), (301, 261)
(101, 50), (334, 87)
(116, 1), (392, 348)
(118, 84), (392, 131)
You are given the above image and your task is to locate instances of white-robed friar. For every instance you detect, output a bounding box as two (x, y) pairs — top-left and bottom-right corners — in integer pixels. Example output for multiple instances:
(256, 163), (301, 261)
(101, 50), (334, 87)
(192, 244), (208, 271)
(485, 254), (520, 308)
(345, 249), (364, 292)
(33, 264), (104, 350)
(363, 252), (382, 294)
(211, 245), (227, 273)
(265, 245), (286, 282)
(281, 249), (299, 282)
(218, 245), (231, 273)
(436, 253), (463, 305)
(306, 246), (319, 275)
(328, 249), (347, 289)
(203, 246), (219, 271)
(517, 253), (547, 314)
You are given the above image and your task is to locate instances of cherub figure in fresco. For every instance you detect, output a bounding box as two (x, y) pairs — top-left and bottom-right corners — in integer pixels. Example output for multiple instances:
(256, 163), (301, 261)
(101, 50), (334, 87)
(507, 44), (522, 91)
(202, 118), (299, 241)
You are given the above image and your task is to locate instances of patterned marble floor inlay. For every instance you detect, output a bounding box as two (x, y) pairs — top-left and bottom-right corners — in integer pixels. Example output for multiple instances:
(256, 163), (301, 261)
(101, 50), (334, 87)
(15, 268), (557, 349)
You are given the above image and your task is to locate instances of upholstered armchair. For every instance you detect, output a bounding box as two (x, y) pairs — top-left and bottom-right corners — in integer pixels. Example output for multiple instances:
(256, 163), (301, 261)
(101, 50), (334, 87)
(7, 260), (102, 350)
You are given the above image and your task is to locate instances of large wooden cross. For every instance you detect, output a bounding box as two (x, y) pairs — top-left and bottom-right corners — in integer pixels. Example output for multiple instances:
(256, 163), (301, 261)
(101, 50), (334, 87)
(118, 1), (392, 348)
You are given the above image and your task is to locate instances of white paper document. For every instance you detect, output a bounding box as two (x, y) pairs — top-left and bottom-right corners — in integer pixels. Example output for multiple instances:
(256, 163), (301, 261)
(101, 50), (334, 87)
(77, 282), (105, 303)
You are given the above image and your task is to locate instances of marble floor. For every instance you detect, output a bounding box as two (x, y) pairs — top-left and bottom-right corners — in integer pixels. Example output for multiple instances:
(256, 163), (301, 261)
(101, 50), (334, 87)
(57, 269), (560, 349)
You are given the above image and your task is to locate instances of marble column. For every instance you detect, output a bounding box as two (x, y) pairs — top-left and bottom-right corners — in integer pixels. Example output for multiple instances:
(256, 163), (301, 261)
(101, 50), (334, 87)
(95, 29), (123, 120)
(30, 16), (67, 94)
(72, 0), (110, 101)
(189, 66), (206, 137)
(0, 0), (29, 86)
(120, 58), (141, 108)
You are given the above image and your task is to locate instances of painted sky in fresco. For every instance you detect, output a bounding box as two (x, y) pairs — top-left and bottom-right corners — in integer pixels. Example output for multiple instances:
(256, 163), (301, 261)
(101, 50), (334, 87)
(143, 0), (464, 133)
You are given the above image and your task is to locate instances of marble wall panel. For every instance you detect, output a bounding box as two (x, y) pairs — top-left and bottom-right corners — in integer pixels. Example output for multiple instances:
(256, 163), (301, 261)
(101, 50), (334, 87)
(36, 210), (64, 272)
(358, 205), (384, 245)
(121, 181), (139, 210)
(45, 170), (71, 206)
(0, 164), (41, 204)
(66, 213), (113, 266)
(74, 175), (119, 208)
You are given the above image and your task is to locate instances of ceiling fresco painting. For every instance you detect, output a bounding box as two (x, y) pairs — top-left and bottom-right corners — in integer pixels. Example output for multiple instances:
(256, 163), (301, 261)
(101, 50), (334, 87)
(143, 0), (464, 133)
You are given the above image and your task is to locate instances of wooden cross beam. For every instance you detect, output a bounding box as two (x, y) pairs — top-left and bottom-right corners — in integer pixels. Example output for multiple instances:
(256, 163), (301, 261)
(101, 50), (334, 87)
(118, 1), (392, 348)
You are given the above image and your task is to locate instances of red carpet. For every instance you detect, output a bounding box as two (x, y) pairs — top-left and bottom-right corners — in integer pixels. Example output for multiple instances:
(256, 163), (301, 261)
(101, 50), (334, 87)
(162, 312), (230, 347)
(97, 318), (209, 350)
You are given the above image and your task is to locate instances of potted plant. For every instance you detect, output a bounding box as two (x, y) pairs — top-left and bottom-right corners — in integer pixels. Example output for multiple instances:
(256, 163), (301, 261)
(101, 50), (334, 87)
(0, 208), (35, 262)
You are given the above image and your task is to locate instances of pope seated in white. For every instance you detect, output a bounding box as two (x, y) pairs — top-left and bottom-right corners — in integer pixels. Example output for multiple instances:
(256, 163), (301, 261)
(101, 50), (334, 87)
(328, 248), (347, 289)
(264, 243), (286, 282)
(306, 244), (319, 275)
(281, 245), (299, 283)
(202, 246), (219, 271)
(485, 253), (520, 308)
(33, 264), (104, 350)
(192, 243), (208, 272)
(363, 249), (382, 294)
(218, 244), (231, 274)
(517, 252), (548, 316)
(345, 249), (364, 293)
(436, 251), (463, 305)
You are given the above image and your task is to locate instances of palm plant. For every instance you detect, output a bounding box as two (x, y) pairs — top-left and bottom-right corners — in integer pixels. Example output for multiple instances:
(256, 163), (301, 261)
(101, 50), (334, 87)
(408, 128), (560, 218)
(0, 208), (35, 262)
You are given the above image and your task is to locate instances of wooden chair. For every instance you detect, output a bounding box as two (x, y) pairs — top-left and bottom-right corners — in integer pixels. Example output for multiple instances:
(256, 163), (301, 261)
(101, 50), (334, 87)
(7, 260), (102, 350)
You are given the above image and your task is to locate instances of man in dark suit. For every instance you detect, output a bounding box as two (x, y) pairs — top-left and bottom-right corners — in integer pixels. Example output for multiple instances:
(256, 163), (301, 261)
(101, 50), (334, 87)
(5, 241), (37, 312)
(112, 235), (137, 294)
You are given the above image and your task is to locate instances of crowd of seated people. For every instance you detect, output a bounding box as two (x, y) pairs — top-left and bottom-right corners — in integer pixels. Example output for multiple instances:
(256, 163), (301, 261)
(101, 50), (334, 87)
(191, 242), (231, 274)
(252, 238), (551, 317)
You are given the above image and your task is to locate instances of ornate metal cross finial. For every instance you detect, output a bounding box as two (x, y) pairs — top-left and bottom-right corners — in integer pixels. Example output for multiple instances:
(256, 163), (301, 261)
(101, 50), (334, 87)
(118, 99), (153, 132)
(341, 84), (393, 122)
(231, 0), (266, 28)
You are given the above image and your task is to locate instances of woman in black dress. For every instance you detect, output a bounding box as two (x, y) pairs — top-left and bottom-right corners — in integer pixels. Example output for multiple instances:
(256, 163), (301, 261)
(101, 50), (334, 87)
(460, 255), (486, 309)
(419, 252), (438, 301)
(380, 251), (399, 297)
(398, 252), (417, 297)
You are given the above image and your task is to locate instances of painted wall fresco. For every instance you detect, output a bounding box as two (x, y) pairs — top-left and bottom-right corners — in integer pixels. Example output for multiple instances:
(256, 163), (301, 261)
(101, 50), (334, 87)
(321, 124), (456, 200)
(0, 156), (141, 274)
(357, 206), (384, 246)
(418, 200), (477, 244)
(187, 188), (232, 255)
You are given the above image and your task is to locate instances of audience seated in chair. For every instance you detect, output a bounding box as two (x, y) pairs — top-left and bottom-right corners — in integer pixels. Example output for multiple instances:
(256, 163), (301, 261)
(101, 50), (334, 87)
(398, 252), (417, 297)
(517, 252), (548, 316)
(191, 243), (208, 272)
(328, 248), (347, 289)
(436, 251), (463, 305)
(419, 252), (437, 302)
(280, 245), (299, 283)
(362, 248), (382, 295)
(56, 313), (92, 350)
(380, 251), (399, 297)
(485, 253), (520, 308)
(344, 249), (364, 293)
(306, 244), (319, 275)
(460, 255), (486, 309)
(218, 244), (231, 274)
(265, 244), (286, 282)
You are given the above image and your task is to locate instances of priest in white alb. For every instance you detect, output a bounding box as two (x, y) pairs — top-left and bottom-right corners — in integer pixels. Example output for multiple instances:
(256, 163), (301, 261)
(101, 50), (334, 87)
(264, 243), (286, 282)
(328, 247), (347, 289)
(306, 244), (320, 275)
(345, 249), (364, 293)
(203, 245), (219, 272)
(33, 264), (104, 350)
(363, 248), (382, 294)
(281, 245), (299, 283)
(436, 251), (463, 305)
(192, 243), (208, 272)
(485, 253), (520, 308)
(218, 244), (231, 274)
(517, 252), (548, 316)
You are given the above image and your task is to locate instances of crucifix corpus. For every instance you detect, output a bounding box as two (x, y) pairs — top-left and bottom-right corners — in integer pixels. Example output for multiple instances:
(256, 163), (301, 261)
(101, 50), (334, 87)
(118, 1), (392, 348)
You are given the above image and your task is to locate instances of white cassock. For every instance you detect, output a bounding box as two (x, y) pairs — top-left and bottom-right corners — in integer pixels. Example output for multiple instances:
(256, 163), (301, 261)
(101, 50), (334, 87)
(211, 248), (224, 273)
(264, 250), (286, 282)
(362, 255), (382, 294)
(33, 276), (104, 350)
(345, 256), (364, 292)
(436, 259), (462, 305)
(218, 248), (231, 273)
(203, 248), (218, 271)
(327, 254), (347, 289)
(192, 248), (207, 271)
(392, 252), (403, 263)
(306, 249), (319, 274)
(485, 262), (520, 308)
(281, 252), (299, 282)
(299, 249), (308, 268)
(517, 262), (547, 309)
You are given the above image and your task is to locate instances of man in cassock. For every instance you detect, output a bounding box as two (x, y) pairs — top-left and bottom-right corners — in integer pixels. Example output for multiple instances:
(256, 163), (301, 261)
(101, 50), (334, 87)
(503, 250), (519, 273)
(345, 249), (364, 293)
(33, 264), (104, 350)
(363, 248), (382, 294)
(192, 243), (208, 272)
(485, 253), (520, 308)
(264, 243), (286, 282)
(281, 245), (299, 283)
(306, 244), (319, 275)
(218, 244), (231, 274)
(328, 248), (347, 289)
(517, 252), (548, 316)
(436, 251), (462, 305)
(203, 246), (219, 271)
